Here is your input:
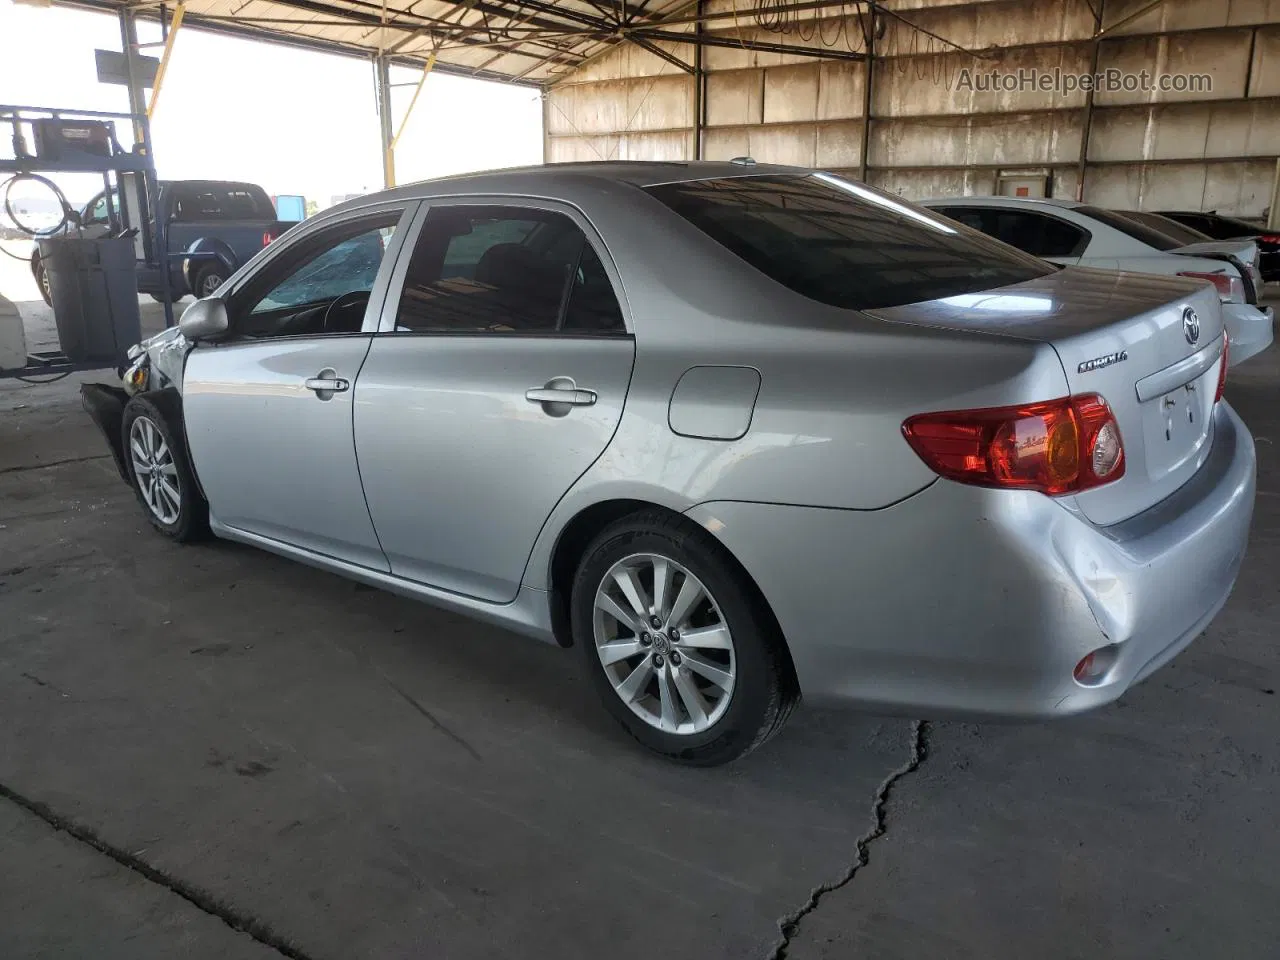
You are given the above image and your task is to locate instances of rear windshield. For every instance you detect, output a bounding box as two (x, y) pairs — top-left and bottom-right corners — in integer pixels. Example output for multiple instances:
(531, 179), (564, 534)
(643, 175), (1054, 310)
(172, 183), (275, 222)
(1117, 210), (1210, 245)
(1078, 205), (1182, 251)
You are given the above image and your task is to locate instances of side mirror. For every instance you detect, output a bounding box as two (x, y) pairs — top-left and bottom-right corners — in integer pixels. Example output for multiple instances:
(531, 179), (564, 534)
(178, 297), (229, 341)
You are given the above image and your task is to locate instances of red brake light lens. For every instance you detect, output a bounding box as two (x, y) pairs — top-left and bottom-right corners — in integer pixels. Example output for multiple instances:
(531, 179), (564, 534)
(1177, 270), (1242, 302)
(262, 230), (279, 247)
(902, 394), (1125, 495)
(1215, 331), (1229, 403)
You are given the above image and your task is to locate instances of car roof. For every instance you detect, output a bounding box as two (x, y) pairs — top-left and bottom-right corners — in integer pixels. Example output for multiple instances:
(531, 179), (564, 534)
(918, 195), (1083, 209)
(327, 161), (809, 214)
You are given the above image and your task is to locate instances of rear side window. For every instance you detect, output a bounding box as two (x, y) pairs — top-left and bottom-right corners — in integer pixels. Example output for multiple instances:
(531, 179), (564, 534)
(935, 207), (1089, 258)
(394, 206), (625, 334)
(1078, 206), (1182, 251)
(644, 175), (1053, 310)
(990, 210), (1088, 258)
(172, 183), (276, 222)
(1117, 211), (1211, 244)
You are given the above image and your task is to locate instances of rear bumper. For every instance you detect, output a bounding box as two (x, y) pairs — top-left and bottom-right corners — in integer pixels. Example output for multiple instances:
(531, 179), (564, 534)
(685, 402), (1256, 718)
(1223, 302), (1274, 366)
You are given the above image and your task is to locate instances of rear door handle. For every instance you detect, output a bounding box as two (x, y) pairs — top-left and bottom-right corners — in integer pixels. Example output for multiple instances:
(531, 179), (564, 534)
(525, 387), (597, 406)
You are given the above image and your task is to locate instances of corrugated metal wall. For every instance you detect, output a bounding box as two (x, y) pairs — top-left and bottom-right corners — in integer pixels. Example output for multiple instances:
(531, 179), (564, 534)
(544, 0), (1280, 216)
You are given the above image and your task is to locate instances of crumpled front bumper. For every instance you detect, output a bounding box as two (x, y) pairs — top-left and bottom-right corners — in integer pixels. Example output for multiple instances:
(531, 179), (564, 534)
(81, 382), (131, 483)
(685, 402), (1256, 719)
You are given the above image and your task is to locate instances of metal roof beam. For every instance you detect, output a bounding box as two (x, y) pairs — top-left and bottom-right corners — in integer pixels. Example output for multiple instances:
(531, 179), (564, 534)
(630, 27), (865, 61)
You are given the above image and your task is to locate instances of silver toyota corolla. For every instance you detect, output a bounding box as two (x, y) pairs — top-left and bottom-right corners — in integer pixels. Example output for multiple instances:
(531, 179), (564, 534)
(82, 162), (1256, 765)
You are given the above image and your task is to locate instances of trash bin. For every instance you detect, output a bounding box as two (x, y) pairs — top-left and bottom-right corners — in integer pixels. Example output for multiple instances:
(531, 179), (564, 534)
(37, 236), (141, 364)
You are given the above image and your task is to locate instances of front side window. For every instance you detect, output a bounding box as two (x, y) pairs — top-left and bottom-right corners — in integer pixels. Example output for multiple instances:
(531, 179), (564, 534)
(394, 206), (624, 334)
(230, 211), (401, 338)
(644, 175), (1053, 310)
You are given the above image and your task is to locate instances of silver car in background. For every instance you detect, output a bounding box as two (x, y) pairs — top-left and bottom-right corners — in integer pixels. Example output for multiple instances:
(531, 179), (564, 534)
(82, 162), (1256, 765)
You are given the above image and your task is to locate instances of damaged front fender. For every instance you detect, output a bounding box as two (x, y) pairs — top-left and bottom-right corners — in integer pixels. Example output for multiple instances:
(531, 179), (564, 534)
(80, 383), (131, 483)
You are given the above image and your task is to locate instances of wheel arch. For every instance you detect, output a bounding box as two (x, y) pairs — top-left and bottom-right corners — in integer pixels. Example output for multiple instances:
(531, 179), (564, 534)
(545, 498), (801, 698)
(131, 386), (210, 504)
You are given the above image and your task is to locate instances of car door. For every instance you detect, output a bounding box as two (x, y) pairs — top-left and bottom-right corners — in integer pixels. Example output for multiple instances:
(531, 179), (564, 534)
(353, 200), (636, 603)
(182, 202), (416, 569)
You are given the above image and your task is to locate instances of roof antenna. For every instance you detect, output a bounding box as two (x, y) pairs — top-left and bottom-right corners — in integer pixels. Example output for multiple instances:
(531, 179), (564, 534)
(729, 156), (756, 166)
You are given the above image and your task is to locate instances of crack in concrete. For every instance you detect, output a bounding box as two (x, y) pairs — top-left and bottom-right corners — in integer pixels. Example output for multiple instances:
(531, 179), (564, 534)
(0, 780), (317, 960)
(0, 454), (110, 476)
(767, 720), (931, 960)
(382, 675), (484, 762)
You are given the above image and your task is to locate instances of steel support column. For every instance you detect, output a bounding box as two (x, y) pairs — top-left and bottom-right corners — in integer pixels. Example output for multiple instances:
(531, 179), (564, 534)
(117, 9), (147, 146)
(376, 55), (396, 189)
(1076, 0), (1105, 201)
(859, 4), (874, 181)
(693, 0), (705, 160)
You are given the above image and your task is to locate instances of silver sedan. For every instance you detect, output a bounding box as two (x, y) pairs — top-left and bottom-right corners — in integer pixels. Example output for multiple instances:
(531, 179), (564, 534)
(82, 162), (1256, 765)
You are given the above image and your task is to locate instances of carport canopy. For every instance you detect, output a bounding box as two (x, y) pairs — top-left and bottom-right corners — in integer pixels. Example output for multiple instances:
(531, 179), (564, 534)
(60, 0), (734, 86)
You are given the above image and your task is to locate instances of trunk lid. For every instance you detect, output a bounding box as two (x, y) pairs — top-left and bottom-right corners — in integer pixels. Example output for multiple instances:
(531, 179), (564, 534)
(1170, 240), (1262, 302)
(867, 266), (1226, 526)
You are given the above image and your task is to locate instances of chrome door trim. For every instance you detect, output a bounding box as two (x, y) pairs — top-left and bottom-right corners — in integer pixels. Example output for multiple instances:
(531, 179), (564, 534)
(374, 194), (633, 335)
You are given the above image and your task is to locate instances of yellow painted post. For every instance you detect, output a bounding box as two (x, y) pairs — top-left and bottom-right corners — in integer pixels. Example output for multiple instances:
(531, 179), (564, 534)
(147, 1), (185, 121)
(391, 53), (437, 153)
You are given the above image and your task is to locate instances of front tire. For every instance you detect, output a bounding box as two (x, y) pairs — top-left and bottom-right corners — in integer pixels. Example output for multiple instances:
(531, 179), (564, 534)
(121, 394), (210, 542)
(572, 510), (798, 766)
(33, 257), (52, 307)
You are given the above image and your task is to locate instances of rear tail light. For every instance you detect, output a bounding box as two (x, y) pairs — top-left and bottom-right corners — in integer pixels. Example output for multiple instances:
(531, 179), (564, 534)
(902, 394), (1125, 495)
(262, 229), (279, 247)
(1259, 234), (1280, 244)
(1215, 331), (1229, 403)
(1177, 270), (1244, 303)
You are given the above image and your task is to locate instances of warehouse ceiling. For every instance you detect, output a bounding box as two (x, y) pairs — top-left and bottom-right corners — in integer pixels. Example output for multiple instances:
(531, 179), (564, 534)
(58, 0), (772, 86)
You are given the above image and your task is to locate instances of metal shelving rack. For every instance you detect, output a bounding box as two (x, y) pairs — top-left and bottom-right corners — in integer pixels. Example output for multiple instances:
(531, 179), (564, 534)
(0, 103), (174, 379)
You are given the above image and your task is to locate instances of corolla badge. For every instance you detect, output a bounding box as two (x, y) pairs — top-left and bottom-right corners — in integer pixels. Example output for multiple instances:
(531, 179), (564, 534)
(1183, 307), (1200, 345)
(1078, 350), (1128, 374)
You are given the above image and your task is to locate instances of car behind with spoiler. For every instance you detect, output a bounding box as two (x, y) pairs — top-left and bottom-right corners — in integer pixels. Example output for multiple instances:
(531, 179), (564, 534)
(80, 163), (1255, 765)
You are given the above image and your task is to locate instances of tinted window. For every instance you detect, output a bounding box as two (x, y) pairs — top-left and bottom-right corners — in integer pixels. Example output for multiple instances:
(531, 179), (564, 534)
(1117, 211), (1211, 245)
(1078, 206), (1182, 251)
(172, 183), (276, 221)
(990, 210), (1087, 258)
(233, 212), (400, 337)
(394, 207), (624, 334)
(1163, 213), (1263, 240)
(644, 175), (1053, 310)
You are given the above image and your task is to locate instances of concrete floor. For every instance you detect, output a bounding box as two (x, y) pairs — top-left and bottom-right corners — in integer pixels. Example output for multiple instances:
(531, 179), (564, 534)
(2, 260), (1279, 958)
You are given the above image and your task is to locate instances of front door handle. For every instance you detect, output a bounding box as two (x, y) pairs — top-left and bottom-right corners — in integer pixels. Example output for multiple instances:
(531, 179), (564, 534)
(525, 387), (597, 406)
(304, 369), (349, 400)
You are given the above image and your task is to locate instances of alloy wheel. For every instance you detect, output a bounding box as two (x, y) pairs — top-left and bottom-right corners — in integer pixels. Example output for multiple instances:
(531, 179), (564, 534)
(129, 416), (181, 525)
(593, 552), (736, 735)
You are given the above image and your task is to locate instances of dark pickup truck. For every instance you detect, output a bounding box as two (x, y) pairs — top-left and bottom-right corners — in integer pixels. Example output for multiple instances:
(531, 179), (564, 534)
(32, 179), (293, 304)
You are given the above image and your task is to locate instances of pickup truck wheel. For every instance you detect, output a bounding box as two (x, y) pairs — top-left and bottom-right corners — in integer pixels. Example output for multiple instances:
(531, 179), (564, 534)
(122, 394), (210, 543)
(192, 263), (228, 299)
(150, 292), (184, 304)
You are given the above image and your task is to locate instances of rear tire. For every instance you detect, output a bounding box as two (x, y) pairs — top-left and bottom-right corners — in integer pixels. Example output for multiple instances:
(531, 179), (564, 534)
(121, 394), (210, 542)
(572, 510), (798, 766)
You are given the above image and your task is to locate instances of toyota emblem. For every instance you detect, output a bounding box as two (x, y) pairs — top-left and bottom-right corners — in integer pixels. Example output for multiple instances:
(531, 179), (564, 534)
(1182, 307), (1200, 345)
